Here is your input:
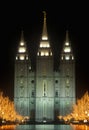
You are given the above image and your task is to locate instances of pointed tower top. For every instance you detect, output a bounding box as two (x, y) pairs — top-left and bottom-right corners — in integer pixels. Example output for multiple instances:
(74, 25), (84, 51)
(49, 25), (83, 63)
(37, 11), (52, 56)
(16, 30), (30, 61)
(20, 29), (24, 42)
(65, 30), (69, 43)
(42, 11), (48, 40)
(60, 30), (74, 61)
(43, 11), (46, 19)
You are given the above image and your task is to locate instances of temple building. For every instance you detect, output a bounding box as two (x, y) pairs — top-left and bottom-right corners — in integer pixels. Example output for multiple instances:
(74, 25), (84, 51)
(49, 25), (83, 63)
(14, 12), (76, 122)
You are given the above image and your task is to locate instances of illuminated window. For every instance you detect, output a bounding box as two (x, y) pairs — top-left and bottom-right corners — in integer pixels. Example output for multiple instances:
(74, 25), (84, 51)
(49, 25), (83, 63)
(29, 66), (31, 70)
(40, 43), (50, 48)
(50, 52), (52, 56)
(61, 56), (63, 60)
(37, 52), (39, 56)
(72, 56), (74, 60)
(41, 52), (44, 56)
(26, 56), (28, 60)
(65, 55), (70, 60)
(20, 42), (24, 46)
(42, 36), (48, 40)
(16, 56), (18, 60)
(18, 47), (26, 53)
(65, 42), (69, 46)
(45, 52), (49, 56)
(19, 55), (25, 60)
(66, 79), (69, 84)
(64, 47), (71, 53)
(20, 79), (23, 84)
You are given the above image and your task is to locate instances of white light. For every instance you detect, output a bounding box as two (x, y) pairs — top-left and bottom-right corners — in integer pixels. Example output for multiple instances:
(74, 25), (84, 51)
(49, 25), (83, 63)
(72, 56), (74, 60)
(40, 43), (50, 48)
(65, 42), (69, 46)
(18, 47), (26, 53)
(40, 51), (50, 56)
(19, 55), (25, 60)
(45, 52), (49, 56)
(16, 56), (18, 60)
(61, 56), (63, 60)
(42, 36), (48, 40)
(64, 47), (71, 53)
(50, 52), (52, 56)
(26, 56), (28, 60)
(37, 52), (39, 56)
(65, 55), (70, 60)
(20, 42), (24, 46)
(29, 66), (31, 70)
(41, 52), (44, 56)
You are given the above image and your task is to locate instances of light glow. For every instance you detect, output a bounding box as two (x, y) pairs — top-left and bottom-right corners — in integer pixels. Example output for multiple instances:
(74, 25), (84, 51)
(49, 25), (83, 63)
(40, 43), (50, 48)
(18, 47), (26, 53)
(65, 55), (70, 60)
(64, 47), (71, 53)
(19, 55), (25, 60)
(16, 56), (18, 60)
(72, 56), (74, 60)
(65, 42), (69, 46)
(0, 91), (24, 122)
(20, 42), (24, 46)
(42, 36), (48, 40)
(41, 51), (49, 56)
(58, 91), (89, 123)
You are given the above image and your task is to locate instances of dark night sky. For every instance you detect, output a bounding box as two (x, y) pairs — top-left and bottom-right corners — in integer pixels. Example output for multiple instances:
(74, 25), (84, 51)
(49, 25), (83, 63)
(0, 1), (89, 100)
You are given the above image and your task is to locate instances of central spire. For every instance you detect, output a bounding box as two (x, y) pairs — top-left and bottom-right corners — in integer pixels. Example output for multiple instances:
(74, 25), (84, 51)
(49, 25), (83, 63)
(37, 11), (52, 56)
(42, 11), (48, 40)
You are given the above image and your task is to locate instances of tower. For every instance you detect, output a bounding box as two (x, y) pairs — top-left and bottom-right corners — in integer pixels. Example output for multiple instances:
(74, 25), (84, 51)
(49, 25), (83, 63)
(59, 30), (76, 115)
(36, 11), (54, 121)
(14, 12), (76, 122)
(14, 30), (31, 116)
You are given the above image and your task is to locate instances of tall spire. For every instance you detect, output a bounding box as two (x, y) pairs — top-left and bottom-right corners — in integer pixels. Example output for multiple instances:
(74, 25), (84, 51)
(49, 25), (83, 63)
(65, 30), (69, 43)
(16, 30), (29, 61)
(37, 11), (52, 57)
(20, 29), (24, 42)
(42, 11), (48, 40)
(61, 30), (74, 61)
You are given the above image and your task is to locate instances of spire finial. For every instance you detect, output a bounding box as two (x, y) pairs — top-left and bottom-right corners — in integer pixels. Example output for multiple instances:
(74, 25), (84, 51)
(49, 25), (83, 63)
(66, 30), (69, 42)
(42, 11), (48, 40)
(43, 11), (46, 19)
(20, 29), (24, 42)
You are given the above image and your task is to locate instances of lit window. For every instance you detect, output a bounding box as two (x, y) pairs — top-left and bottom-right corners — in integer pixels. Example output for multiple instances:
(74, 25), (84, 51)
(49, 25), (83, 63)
(40, 43), (50, 48)
(50, 52), (52, 56)
(65, 42), (69, 46)
(29, 66), (31, 70)
(41, 52), (44, 56)
(26, 56), (28, 60)
(20, 42), (24, 46)
(72, 56), (74, 60)
(64, 47), (71, 53)
(18, 47), (26, 53)
(61, 56), (63, 60)
(66, 79), (69, 84)
(45, 52), (49, 56)
(37, 52), (39, 56)
(19, 55), (25, 60)
(16, 56), (18, 60)
(65, 55), (70, 60)
(42, 36), (48, 40)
